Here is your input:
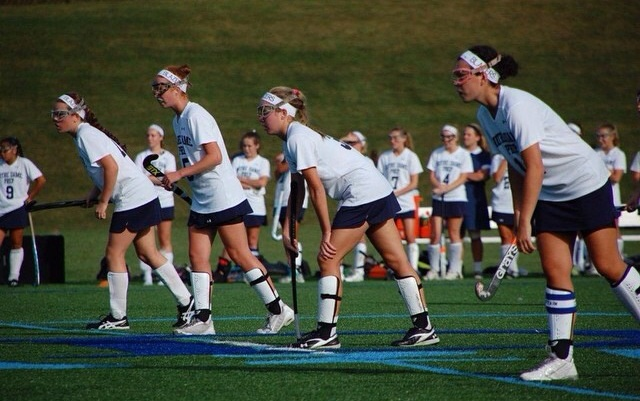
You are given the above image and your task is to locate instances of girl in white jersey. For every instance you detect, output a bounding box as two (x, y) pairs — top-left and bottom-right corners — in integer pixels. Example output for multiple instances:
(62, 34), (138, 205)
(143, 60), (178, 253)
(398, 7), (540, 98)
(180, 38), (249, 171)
(152, 65), (293, 336)
(425, 125), (473, 280)
(52, 92), (194, 331)
(453, 45), (640, 381)
(258, 86), (440, 349)
(595, 123), (626, 259)
(489, 153), (519, 277)
(0, 137), (46, 287)
(134, 124), (177, 286)
(377, 127), (423, 273)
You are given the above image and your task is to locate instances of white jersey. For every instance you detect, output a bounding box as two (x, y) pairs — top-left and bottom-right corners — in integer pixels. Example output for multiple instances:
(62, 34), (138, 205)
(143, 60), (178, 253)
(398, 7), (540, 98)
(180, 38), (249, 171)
(0, 156), (43, 216)
(74, 122), (156, 212)
(595, 146), (626, 206)
(377, 148), (423, 213)
(172, 101), (246, 214)
(630, 151), (640, 173)
(134, 149), (176, 209)
(426, 146), (473, 202)
(274, 170), (309, 210)
(232, 154), (270, 216)
(477, 86), (610, 202)
(490, 154), (513, 214)
(283, 122), (392, 208)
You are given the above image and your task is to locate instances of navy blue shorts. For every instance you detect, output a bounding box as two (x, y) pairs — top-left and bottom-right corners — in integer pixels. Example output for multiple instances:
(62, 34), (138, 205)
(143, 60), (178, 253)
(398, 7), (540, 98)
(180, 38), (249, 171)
(332, 192), (400, 229)
(0, 206), (28, 230)
(395, 210), (415, 220)
(533, 182), (617, 234)
(491, 211), (514, 227)
(276, 206), (307, 224)
(244, 214), (267, 228)
(110, 198), (162, 233)
(188, 199), (252, 229)
(160, 206), (175, 221)
(463, 201), (491, 230)
(431, 200), (466, 218)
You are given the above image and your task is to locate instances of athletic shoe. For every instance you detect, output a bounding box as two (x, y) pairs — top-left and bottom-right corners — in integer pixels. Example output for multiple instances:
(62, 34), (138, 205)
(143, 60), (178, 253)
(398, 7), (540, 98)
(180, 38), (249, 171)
(279, 274), (305, 284)
(423, 270), (440, 281)
(520, 349), (578, 381)
(443, 271), (463, 280)
(173, 297), (195, 328)
(584, 267), (601, 277)
(173, 315), (215, 335)
(391, 327), (440, 347)
(86, 314), (130, 330)
(257, 304), (295, 334)
(288, 329), (341, 349)
(8, 280), (19, 287)
(344, 269), (365, 283)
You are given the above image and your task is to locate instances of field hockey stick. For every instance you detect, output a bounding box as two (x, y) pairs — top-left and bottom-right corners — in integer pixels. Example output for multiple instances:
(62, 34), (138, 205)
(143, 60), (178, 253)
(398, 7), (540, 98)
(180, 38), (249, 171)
(27, 211), (40, 287)
(271, 183), (285, 241)
(475, 239), (518, 301)
(142, 154), (192, 205)
(27, 199), (87, 212)
(439, 192), (447, 277)
(289, 172), (305, 340)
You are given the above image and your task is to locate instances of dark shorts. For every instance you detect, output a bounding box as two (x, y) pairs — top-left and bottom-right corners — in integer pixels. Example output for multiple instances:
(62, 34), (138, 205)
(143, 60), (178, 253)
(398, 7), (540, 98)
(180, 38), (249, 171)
(332, 192), (400, 229)
(533, 182), (618, 234)
(491, 211), (515, 227)
(463, 201), (491, 230)
(110, 198), (162, 233)
(276, 206), (306, 224)
(395, 210), (415, 220)
(160, 206), (175, 221)
(188, 199), (252, 229)
(244, 214), (267, 228)
(0, 206), (28, 230)
(431, 200), (466, 218)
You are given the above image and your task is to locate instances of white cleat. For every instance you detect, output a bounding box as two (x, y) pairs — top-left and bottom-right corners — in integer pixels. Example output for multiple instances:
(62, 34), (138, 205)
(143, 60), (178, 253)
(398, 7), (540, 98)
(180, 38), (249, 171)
(173, 317), (215, 336)
(443, 271), (463, 280)
(520, 349), (578, 381)
(344, 269), (365, 283)
(256, 304), (295, 334)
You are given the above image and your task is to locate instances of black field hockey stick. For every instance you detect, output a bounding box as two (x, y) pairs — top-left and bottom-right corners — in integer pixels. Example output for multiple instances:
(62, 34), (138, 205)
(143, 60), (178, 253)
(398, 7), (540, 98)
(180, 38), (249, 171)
(474, 239), (518, 301)
(289, 172), (305, 340)
(27, 199), (87, 212)
(142, 154), (192, 205)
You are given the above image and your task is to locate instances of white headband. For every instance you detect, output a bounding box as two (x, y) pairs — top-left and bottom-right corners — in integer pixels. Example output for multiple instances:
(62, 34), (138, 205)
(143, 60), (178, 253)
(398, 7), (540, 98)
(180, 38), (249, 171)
(58, 94), (86, 119)
(261, 92), (298, 118)
(441, 124), (459, 136)
(148, 124), (164, 137)
(157, 69), (189, 92)
(460, 51), (501, 83)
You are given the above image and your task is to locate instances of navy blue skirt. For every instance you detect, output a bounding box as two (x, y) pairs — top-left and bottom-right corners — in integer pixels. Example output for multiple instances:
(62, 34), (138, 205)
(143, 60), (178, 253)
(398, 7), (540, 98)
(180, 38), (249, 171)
(332, 192), (400, 229)
(431, 199), (466, 218)
(188, 199), (253, 229)
(110, 198), (162, 233)
(0, 206), (28, 230)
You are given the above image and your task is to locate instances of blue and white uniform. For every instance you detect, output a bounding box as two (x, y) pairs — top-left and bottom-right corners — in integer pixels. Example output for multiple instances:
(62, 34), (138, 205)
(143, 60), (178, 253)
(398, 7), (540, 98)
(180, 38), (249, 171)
(490, 154), (513, 215)
(595, 146), (626, 207)
(463, 147), (491, 230)
(74, 122), (156, 211)
(0, 157), (42, 216)
(283, 122), (393, 209)
(426, 146), (473, 202)
(135, 149), (176, 209)
(232, 154), (270, 217)
(477, 86), (610, 202)
(171, 101), (247, 214)
(377, 148), (423, 213)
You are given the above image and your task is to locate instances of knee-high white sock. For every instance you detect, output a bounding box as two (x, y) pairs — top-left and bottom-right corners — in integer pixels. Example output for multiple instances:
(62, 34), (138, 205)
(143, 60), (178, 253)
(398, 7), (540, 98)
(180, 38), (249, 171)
(191, 272), (211, 312)
(159, 249), (174, 265)
(407, 242), (419, 272)
(154, 261), (191, 306)
(317, 276), (340, 332)
(428, 244), (440, 273)
(107, 272), (128, 319)
(139, 259), (152, 285)
(448, 242), (463, 274)
(611, 266), (640, 322)
(546, 287), (576, 358)
(245, 268), (282, 314)
(7, 248), (24, 281)
(353, 242), (367, 270)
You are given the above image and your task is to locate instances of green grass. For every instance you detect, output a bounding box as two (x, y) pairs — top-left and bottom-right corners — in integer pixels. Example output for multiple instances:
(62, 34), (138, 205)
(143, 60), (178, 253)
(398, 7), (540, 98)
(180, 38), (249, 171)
(1, 2), (640, 400)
